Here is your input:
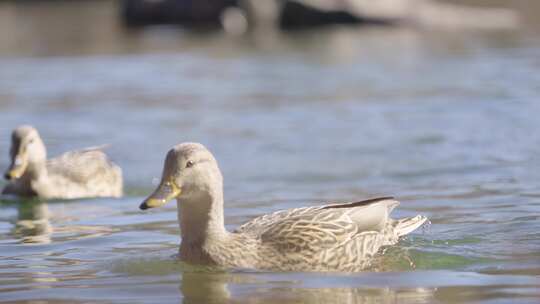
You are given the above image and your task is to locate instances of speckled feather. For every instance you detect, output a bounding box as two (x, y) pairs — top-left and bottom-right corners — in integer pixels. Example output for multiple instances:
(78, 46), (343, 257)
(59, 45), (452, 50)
(44, 147), (123, 198)
(214, 198), (427, 271)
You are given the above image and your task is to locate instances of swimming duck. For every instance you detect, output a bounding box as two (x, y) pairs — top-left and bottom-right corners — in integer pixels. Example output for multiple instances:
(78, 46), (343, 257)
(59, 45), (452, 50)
(2, 125), (123, 199)
(139, 142), (426, 271)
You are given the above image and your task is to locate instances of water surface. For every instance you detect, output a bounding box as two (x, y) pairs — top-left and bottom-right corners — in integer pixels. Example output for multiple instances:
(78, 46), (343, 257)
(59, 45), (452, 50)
(0, 1), (539, 303)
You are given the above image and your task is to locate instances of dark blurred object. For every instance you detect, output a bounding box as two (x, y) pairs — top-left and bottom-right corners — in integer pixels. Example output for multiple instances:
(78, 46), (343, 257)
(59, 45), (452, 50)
(121, 0), (238, 27)
(121, 0), (518, 31)
(120, 0), (394, 29)
(279, 1), (395, 28)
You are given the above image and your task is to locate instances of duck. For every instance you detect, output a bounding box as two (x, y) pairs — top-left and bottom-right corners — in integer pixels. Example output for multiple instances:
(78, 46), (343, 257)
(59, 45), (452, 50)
(2, 125), (123, 199)
(139, 142), (426, 271)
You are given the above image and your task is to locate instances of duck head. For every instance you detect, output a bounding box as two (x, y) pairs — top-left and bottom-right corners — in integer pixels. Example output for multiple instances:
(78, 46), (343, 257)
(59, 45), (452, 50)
(4, 125), (47, 181)
(139, 143), (223, 210)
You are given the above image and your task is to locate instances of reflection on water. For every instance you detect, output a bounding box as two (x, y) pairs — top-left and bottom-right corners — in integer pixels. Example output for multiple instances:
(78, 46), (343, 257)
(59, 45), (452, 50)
(255, 287), (436, 304)
(13, 199), (52, 244)
(181, 272), (232, 304)
(180, 271), (436, 304)
(112, 259), (439, 304)
(0, 0), (539, 303)
(111, 262), (538, 304)
(3, 197), (119, 245)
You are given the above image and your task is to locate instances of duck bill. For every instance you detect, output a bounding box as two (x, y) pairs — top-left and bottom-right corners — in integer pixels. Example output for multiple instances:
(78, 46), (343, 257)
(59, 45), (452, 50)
(139, 180), (181, 210)
(4, 156), (28, 180)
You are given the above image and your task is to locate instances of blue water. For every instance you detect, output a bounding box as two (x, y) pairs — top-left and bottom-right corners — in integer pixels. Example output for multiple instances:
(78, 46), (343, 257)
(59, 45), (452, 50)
(0, 1), (539, 303)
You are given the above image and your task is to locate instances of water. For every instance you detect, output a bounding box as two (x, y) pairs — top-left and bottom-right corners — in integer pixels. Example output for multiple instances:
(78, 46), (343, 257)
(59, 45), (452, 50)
(0, 1), (539, 303)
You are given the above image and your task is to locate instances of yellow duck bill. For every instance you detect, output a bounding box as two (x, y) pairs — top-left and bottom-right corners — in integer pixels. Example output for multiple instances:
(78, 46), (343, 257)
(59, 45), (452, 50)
(4, 156), (28, 180)
(139, 180), (181, 210)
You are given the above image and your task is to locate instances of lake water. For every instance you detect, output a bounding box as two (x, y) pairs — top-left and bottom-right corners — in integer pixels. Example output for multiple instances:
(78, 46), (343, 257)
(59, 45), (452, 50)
(0, 1), (539, 303)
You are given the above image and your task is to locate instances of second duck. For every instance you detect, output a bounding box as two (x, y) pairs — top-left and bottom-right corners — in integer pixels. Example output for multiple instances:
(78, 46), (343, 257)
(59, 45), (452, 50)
(2, 125), (123, 199)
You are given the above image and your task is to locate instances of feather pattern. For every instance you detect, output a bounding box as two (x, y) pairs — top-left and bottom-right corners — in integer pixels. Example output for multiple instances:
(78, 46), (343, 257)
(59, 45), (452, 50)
(223, 197), (427, 271)
(44, 147), (123, 198)
(47, 147), (114, 182)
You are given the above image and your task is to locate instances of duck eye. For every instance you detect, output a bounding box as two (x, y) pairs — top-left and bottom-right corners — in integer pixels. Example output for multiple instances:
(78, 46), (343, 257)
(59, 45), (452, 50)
(186, 160), (194, 168)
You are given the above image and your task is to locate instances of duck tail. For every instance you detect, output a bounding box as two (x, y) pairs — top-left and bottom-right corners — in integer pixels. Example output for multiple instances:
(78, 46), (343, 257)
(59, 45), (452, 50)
(394, 215), (428, 237)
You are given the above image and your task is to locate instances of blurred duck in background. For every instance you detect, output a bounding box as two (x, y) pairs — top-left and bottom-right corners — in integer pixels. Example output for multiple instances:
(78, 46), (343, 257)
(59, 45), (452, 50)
(2, 125), (123, 199)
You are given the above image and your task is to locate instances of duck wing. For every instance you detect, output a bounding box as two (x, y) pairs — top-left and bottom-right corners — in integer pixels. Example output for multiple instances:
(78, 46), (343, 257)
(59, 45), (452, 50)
(46, 145), (118, 183)
(236, 197), (400, 252)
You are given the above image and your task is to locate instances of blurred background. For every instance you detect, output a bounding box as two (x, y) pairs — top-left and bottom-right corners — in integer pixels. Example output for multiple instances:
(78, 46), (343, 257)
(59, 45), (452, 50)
(0, 1), (539, 303)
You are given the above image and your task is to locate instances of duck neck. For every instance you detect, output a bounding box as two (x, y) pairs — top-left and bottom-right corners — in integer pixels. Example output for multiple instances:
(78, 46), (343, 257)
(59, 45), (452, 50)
(27, 161), (47, 180)
(178, 188), (228, 247)
(20, 161), (48, 194)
